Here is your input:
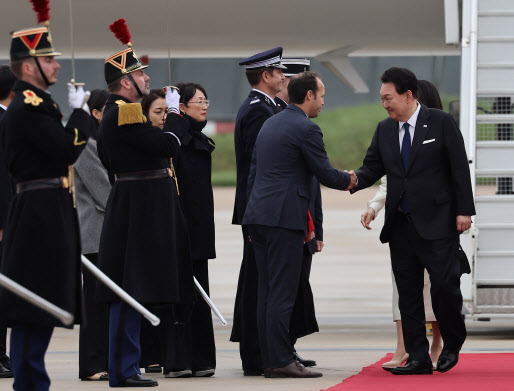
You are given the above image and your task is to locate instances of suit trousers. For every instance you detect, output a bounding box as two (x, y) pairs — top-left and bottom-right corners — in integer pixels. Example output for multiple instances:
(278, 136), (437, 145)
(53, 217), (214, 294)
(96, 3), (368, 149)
(230, 226), (262, 370)
(0, 242), (7, 362)
(79, 253), (109, 379)
(389, 213), (466, 363)
(108, 302), (142, 386)
(10, 324), (53, 391)
(248, 224), (304, 369)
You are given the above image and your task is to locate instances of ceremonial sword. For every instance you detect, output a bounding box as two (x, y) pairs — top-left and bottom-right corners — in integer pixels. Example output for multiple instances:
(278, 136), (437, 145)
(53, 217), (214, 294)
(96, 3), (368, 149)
(81, 256), (160, 326)
(0, 273), (74, 326)
(194, 277), (227, 326)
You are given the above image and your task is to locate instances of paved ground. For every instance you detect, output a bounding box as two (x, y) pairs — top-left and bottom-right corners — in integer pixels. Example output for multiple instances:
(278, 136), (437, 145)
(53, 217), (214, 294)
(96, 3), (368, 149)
(2, 187), (513, 391)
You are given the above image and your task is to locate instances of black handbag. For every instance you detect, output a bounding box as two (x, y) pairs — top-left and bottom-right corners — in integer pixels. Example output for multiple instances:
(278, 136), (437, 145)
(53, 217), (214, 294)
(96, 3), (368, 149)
(458, 244), (471, 275)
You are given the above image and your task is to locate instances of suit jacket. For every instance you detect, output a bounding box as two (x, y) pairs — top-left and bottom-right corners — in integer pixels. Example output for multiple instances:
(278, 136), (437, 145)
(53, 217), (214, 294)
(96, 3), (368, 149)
(232, 90), (279, 225)
(352, 104), (475, 243)
(0, 107), (13, 230)
(242, 104), (350, 232)
(73, 138), (111, 254)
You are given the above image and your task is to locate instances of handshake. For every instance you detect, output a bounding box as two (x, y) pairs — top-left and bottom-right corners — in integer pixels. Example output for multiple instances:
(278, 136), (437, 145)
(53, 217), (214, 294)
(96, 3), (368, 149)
(344, 170), (357, 191)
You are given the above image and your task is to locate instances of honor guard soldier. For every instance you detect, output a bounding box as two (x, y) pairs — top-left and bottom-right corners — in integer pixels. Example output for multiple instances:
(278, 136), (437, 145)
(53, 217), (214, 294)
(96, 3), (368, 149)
(230, 47), (285, 375)
(96, 19), (193, 387)
(0, 65), (16, 379)
(0, 2), (94, 389)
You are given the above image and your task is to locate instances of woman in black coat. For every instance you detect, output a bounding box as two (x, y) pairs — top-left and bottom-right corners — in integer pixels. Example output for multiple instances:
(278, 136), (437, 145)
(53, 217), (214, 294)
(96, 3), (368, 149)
(161, 82), (216, 377)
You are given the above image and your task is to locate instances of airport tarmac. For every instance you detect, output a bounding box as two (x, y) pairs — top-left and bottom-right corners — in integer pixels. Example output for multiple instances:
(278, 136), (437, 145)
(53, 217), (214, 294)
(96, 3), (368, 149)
(2, 186), (513, 391)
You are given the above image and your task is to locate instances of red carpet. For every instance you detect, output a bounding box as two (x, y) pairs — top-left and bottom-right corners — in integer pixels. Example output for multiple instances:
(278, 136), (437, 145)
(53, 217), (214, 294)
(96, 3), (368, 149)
(322, 353), (514, 391)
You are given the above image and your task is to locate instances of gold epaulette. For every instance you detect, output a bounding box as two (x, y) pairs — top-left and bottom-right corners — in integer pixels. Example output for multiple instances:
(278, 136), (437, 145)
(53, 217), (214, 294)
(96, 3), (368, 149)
(118, 102), (146, 126)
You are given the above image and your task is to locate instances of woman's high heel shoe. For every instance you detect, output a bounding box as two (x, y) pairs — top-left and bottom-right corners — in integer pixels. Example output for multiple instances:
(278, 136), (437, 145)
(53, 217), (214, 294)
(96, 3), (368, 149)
(382, 353), (409, 371)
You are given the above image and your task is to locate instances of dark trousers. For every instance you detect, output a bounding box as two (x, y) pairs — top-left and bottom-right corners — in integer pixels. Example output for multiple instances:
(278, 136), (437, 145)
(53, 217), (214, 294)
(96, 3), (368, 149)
(0, 242), (8, 364)
(139, 317), (161, 368)
(10, 324), (53, 391)
(290, 246), (317, 348)
(248, 224), (304, 369)
(230, 226), (262, 370)
(0, 326), (6, 360)
(389, 214), (466, 363)
(79, 253), (109, 379)
(157, 260), (216, 371)
(108, 302), (141, 386)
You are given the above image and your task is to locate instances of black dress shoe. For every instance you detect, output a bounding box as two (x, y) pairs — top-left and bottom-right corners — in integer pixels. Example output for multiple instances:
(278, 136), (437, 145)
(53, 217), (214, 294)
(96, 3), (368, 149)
(436, 349), (459, 373)
(144, 366), (162, 373)
(113, 374), (158, 387)
(243, 369), (263, 376)
(0, 355), (11, 371)
(269, 361), (322, 378)
(293, 352), (316, 367)
(0, 363), (13, 378)
(390, 360), (433, 375)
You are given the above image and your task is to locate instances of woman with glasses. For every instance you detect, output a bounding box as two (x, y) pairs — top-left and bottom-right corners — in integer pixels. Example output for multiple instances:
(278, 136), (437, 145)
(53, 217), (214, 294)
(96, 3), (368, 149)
(159, 82), (216, 378)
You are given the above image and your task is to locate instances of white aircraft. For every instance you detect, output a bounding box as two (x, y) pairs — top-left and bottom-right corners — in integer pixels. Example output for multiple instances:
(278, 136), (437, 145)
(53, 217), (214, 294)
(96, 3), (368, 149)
(0, 0), (460, 93)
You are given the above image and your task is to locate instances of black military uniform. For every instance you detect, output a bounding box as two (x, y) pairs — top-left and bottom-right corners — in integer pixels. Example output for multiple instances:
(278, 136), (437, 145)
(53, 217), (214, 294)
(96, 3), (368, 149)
(230, 47), (286, 374)
(96, 25), (193, 387)
(0, 65), (16, 378)
(0, 24), (93, 389)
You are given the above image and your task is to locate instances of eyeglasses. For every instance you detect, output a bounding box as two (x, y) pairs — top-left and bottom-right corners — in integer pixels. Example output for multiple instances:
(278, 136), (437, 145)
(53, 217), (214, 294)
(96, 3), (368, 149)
(188, 100), (210, 108)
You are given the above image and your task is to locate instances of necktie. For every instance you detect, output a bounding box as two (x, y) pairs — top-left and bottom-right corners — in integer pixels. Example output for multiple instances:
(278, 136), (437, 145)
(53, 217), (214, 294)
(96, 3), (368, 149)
(400, 122), (411, 213)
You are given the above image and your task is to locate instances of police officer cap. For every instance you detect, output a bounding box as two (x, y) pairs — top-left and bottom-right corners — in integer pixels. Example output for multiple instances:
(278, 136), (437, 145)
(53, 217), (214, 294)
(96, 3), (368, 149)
(281, 58), (310, 77)
(239, 47), (287, 70)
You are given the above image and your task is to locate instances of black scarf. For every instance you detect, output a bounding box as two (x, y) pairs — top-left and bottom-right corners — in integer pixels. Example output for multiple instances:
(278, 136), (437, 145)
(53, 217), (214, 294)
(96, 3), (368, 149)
(182, 113), (215, 153)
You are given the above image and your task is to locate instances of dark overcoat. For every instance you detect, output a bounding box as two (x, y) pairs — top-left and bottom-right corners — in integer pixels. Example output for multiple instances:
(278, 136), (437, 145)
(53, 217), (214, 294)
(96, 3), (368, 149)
(0, 80), (93, 327)
(0, 107), (14, 231)
(172, 114), (216, 261)
(96, 95), (193, 305)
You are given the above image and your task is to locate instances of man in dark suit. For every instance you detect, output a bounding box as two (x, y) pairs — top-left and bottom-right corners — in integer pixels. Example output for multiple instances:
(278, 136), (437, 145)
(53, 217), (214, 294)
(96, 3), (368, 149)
(275, 58), (321, 367)
(351, 67), (475, 375)
(243, 71), (356, 378)
(230, 47), (286, 375)
(0, 65), (16, 379)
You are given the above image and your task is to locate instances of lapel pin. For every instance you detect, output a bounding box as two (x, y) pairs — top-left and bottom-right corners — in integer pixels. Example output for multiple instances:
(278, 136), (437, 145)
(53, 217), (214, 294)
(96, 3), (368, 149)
(423, 124), (427, 128)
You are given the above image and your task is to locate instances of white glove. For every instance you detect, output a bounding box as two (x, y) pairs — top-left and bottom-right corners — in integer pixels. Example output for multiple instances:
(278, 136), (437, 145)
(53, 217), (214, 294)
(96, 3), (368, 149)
(165, 87), (180, 114)
(68, 83), (91, 114)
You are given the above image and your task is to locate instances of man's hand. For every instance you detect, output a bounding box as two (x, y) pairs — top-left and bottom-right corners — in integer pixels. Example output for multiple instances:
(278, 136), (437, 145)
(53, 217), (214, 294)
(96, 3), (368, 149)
(361, 207), (376, 230)
(306, 231), (315, 242)
(316, 240), (324, 252)
(457, 215), (472, 233)
(344, 170), (357, 191)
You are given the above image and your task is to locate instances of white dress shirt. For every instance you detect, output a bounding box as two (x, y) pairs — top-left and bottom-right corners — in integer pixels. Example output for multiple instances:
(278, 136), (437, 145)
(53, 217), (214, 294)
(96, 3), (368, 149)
(398, 102), (420, 151)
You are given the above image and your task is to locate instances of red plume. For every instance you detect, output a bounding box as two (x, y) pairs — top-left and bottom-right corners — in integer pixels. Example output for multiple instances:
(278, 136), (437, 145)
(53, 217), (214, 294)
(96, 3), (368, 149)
(30, 0), (50, 24)
(109, 19), (132, 46)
